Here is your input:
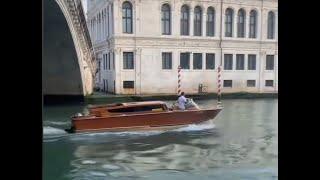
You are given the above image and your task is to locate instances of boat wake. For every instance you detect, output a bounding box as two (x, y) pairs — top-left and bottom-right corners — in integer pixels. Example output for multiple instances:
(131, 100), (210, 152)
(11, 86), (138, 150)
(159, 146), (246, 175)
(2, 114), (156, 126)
(43, 126), (68, 142)
(71, 122), (215, 138)
(43, 126), (67, 135)
(43, 121), (70, 126)
(43, 121), (216, 142)
(173, 123), (216, 132)
(68, 130), (165, 142)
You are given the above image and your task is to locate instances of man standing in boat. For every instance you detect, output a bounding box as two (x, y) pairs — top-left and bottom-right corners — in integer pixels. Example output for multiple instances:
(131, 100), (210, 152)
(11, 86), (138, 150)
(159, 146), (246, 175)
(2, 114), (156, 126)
(178, 92), (187, 110)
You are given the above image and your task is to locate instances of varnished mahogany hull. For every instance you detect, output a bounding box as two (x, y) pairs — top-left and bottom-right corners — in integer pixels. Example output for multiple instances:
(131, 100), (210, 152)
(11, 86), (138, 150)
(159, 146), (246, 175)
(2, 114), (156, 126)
(71, 108), (222, 133)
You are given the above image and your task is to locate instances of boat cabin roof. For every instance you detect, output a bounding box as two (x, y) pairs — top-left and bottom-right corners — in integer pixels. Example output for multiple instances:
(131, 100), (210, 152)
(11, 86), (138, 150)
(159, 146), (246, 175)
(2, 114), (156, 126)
(88, 101), (168, 115)
(121, 101), (166, 107)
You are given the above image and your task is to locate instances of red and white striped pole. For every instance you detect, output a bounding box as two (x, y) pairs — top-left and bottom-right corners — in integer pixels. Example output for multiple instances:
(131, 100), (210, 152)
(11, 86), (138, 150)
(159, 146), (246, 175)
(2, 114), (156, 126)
(217, 65), (222, 106)
(178, 66), (182, 95)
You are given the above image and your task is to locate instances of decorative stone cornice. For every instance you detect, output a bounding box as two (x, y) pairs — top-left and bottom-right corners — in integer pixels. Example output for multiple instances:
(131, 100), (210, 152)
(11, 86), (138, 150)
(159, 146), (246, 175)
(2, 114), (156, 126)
(110, 35), (277, 50)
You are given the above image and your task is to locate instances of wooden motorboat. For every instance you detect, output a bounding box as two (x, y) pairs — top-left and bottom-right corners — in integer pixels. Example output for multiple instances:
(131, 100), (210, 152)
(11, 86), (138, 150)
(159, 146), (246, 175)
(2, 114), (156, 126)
(66, 99), (222, 133)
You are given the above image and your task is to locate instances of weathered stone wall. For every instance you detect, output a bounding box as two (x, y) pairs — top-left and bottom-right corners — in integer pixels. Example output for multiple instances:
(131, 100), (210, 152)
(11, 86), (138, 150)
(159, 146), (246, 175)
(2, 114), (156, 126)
(88, 0), (278, 95)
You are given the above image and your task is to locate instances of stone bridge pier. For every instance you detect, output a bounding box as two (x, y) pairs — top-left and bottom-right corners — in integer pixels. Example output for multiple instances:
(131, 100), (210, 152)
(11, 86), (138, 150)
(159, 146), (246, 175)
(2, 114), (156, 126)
(43, 0), (96, 98)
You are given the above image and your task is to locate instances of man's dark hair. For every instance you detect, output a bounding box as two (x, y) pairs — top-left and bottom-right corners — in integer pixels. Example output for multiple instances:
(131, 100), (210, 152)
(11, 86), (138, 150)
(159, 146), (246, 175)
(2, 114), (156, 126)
(181, 92), (185, 96)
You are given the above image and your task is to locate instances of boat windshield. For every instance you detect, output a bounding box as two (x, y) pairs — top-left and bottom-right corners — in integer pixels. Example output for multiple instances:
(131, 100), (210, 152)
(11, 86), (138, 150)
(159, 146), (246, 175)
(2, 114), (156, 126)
(172, 98), (200, 110)
(185, 98), (200, 109)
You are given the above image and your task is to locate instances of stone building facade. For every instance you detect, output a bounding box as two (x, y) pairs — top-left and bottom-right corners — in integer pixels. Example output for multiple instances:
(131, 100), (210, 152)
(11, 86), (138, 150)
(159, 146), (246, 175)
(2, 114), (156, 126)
(87, 0), (278, 94)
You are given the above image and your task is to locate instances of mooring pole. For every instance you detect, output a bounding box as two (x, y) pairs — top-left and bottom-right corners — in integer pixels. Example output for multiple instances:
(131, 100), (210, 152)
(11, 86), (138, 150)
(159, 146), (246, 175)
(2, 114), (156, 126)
(217, 66), (222, 106)
(178, 65), (182, 95)
(217, 0), (223, 107)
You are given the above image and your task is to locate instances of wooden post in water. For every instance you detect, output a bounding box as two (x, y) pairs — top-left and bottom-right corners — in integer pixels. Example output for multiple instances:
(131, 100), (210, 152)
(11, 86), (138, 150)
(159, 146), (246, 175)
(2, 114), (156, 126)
(217, 0), (223, 107)
(178, 66), (181, 95)
(217, 65), (222, 106)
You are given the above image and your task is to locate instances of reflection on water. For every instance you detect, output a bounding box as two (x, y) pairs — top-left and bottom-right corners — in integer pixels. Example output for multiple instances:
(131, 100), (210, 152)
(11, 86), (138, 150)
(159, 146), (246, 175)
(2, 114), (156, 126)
(43, 99), (278, 180)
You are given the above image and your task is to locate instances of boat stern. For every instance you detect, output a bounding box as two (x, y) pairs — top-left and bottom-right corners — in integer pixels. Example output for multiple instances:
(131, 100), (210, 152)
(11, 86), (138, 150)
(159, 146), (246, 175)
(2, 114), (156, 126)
(65, 113), (84, 133)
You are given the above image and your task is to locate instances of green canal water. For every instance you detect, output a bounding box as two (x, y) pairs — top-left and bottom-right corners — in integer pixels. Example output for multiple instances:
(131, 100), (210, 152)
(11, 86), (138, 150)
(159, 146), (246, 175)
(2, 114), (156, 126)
(43, 99), (278, 180)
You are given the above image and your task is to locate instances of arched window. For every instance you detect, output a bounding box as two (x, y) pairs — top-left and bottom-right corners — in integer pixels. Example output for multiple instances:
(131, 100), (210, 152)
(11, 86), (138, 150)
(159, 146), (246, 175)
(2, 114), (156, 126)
(237, 9), (245, 38)
(225, 8), (233, 37)
(249, 10), (257, 38)
(104, 9), (107, 37)
(94, 18), (96, 38)
(98, 13), (101, 40)
(92, 18), (95, 41)
(161, 4), (171, 35)
(267, 11), (275, 39)
(206, 7), (215, 36)
(106, 9), (109, 36)
(90, 19), (93, 36)
(122, 1), (133, 33)
(180, 5), (190, 35)
(194, 6), (202, 36)
(102, 11), (105, 39)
